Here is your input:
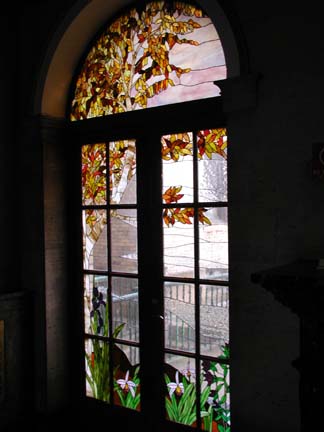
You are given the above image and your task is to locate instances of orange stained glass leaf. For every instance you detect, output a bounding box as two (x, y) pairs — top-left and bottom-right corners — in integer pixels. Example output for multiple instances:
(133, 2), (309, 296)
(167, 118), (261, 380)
(70, 2), (226, 121)
(197, 128), (227, 160)
(198, 208), (212, 225)
(163, 207), (210, 226)
(174, 2), (203, 17)
(161, 132), (193, 161)
(162, 186), (184, 203)
(82, 144), (107, 205)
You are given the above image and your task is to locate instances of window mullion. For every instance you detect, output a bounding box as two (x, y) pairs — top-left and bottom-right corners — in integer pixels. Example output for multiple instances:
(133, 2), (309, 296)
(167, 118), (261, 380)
(137, 131), (165, 427)
(192, 131), (202, 430)
(106, 141), (114, 405)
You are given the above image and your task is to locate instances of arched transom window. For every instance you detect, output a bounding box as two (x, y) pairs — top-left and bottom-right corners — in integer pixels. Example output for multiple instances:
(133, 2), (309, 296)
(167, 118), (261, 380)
(70, 0), (226, 120)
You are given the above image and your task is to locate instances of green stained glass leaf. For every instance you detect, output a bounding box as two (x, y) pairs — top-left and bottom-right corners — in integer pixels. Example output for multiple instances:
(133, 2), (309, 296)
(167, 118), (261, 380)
(114, 345), (141, 411)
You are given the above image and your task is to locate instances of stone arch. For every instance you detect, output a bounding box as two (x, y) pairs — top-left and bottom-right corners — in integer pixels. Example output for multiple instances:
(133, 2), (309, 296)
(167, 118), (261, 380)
(32, 0), (247, 414)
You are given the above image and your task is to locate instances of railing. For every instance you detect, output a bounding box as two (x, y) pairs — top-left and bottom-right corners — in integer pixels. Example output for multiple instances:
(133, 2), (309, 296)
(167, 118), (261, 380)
(111, 279), (229, 308)
(164, 309), (226, 353)
(110, 281), (228, 362)
(164, 282), (229, 308)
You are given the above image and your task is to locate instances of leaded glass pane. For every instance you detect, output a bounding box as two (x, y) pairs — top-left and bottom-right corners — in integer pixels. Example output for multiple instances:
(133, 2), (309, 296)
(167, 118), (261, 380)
(109, 140), (136, 204)
(112, 277), (139, 342)
(199, 207), (228, 280)
(85, 338), (111, 402)
(111, 209), (138, 273)
(201, 352), (230, 431)
(70, 1), (226, 121)
(164, 354), (197, 426)
(163, 207), (195, 278)
(114, 344), (140, 411)
(164, 282), (195, 352)
(82, 143), (107, 205)
(197, 128), (228, 202)
(200, 285), (229, 357)
(82, 209), (107, 270)
(84, 274), (108, 336)
(162, 132), (193, 203)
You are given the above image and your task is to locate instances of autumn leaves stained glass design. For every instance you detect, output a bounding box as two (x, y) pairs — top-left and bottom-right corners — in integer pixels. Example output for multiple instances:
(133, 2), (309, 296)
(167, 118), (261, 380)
(162, 128), (228, 280)
(70, 1), (226, 120)
(162, 129), (227, 228)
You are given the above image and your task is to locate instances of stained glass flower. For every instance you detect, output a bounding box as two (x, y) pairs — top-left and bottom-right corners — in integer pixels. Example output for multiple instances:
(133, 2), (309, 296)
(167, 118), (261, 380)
(90, 286), (107, 334)
(181, 361), (195, 382)
(91, 286), (106, 311)
(167, 371), (184, 397)
(117, 370), (137, 397)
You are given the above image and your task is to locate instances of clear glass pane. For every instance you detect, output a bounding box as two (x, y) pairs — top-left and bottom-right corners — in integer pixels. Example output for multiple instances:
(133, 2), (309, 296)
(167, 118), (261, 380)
(82, 143), (107, 205)
(85, 338), (111, 402)
(201, 353), (230, 431)
(109, 140), (136, 204)
(162, 132), (193, 203)
(114, 344), (140, 411)
(164, 282), (195, 352)
(199, 207), (228, 280)
(197, 129), (228, 202)
(163, 207), (195, 278)
(112, 277), (139, 342)
(200, 285), (229, 357)
(84, 274), (108, 336)
(164, 353), (197, 426)
(70, 2), (226, 121)
(111, 209), (138, 273)
(82, 209), (107, 271)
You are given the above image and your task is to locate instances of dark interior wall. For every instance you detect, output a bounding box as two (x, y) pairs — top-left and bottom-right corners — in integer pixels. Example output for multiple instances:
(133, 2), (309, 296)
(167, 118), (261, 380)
(0, 7), (19, 292)
(0, 1), (323, 431)
(227, 2), (324, 431)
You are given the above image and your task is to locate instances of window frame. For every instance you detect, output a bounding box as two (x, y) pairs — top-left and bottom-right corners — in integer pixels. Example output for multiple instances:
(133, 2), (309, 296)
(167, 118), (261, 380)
(67, 95), (229, 431)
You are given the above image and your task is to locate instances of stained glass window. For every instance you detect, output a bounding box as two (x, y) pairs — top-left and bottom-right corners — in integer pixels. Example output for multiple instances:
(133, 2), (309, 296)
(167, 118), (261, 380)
(73, 1), (230, 429)
(82, 140), (140, 409)
(162, 128), (229, 430)
(70, 1), (226, 121)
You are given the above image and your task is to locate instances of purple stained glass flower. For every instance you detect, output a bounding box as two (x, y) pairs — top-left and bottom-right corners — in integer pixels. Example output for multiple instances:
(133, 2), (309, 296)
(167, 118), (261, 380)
(90, 286), (107, 334)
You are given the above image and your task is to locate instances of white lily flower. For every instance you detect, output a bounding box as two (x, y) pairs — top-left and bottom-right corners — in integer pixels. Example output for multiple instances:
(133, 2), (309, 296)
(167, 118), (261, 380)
(117, 370), (137, 397)
(167, 371), (184, 397)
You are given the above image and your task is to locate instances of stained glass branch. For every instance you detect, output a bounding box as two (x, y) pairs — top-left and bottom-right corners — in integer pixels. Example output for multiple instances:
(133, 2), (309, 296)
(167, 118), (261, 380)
(176, 80), (220, 87)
